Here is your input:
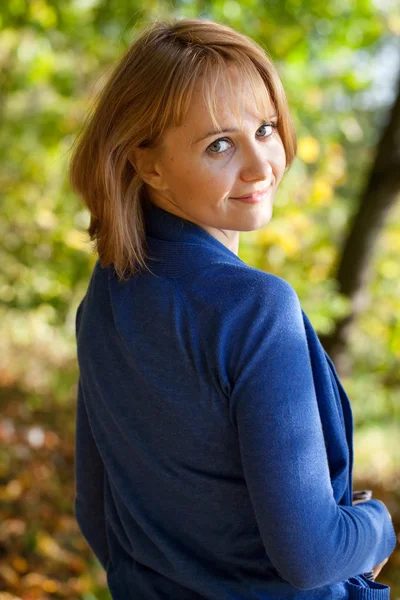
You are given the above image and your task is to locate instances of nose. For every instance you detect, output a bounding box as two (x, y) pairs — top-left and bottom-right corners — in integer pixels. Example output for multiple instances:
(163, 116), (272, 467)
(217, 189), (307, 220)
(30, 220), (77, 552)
(240, 143), (274, 184)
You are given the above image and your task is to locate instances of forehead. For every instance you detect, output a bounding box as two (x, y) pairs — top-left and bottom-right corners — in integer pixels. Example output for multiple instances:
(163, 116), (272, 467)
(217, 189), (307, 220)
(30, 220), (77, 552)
(167, 64), (275, 142)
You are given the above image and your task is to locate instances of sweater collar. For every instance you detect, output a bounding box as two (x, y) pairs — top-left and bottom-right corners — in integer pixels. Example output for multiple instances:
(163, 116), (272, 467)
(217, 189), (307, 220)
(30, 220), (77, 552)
(142, 197), (246, 266)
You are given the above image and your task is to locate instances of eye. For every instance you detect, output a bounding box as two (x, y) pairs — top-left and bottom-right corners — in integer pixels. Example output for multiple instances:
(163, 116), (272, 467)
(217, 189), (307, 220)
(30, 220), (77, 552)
(206, 121), (279, 156)
(258, 121), (279, 137)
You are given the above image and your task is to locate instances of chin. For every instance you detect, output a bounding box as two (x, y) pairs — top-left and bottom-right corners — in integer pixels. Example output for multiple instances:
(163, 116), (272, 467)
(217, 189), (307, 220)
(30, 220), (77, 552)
(245, 204), (273, 231)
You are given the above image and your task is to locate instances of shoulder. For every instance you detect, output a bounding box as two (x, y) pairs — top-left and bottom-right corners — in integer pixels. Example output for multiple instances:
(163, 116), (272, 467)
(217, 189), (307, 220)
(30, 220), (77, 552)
(191, 261), (300, 316)
(184, 261), (303, 347)
(191, 262), (305, 395)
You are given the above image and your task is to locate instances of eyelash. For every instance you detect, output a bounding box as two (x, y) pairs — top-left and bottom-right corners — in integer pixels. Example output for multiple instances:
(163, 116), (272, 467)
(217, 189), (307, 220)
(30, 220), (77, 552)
(206, 121), (279, 156)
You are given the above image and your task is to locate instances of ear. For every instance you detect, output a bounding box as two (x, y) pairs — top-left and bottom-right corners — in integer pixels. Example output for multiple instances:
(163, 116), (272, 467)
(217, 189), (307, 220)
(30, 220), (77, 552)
(128, 146), (167, 191)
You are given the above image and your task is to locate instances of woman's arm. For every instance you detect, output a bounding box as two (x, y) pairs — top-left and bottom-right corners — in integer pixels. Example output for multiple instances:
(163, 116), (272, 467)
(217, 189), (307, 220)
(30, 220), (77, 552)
(74, 298), (110, 571)
(74, 377), (110, 571)
(226, 274), (396, 590)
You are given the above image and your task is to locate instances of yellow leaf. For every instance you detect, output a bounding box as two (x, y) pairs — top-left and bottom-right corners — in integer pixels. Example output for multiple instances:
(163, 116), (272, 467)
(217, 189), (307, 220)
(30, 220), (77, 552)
(384, 230), (400, 252)
(29, 0), (57, 28)
(4, 480), (23, 500)
(63, 230), (90, 252)
(10, 556), (28, 574)
(293, 213), (313, 232)
(310, 264), (328, 282)
(388, 15), (400, 35)
(0, 592), (23, 600)
(42, 579), (59, 593)
(312, 178), (333, 206)
(0, 564), (19, 587)
(381, 259), (400, 279)
(297, 136), (320, 163)
(254, 228), (280, 246)
(280, 234), (300, 256)
(36, 532), (64, 560)
(304, 87), (324, 110)
(21, 571), (45, 588)
(35, 209), (58, 230)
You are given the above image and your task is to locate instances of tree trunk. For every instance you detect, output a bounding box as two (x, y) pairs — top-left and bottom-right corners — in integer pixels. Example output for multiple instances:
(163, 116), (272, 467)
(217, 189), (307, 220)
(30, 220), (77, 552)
(319, 71), (400, 377)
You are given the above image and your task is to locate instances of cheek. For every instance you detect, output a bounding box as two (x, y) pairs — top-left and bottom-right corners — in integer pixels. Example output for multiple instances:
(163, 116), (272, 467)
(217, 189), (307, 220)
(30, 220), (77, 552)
(200, 165), (233, 193)
(168, 153), (234, 197)
(167, 162), (208, 197)
(186, 161), (226, 189)
(275, 139), (287, 166)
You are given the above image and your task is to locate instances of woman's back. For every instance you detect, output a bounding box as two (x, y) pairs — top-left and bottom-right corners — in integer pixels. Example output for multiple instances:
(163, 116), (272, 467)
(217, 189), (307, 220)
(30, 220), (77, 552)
(74, 201), (395, 599)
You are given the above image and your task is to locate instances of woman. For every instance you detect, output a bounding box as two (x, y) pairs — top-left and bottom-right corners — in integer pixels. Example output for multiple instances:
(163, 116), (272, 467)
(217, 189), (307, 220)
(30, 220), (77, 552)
(69, 17), (396, 599)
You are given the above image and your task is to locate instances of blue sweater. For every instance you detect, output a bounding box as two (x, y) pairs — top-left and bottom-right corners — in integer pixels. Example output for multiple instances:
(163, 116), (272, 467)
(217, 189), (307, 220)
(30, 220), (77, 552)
(74, 198), (396, 599)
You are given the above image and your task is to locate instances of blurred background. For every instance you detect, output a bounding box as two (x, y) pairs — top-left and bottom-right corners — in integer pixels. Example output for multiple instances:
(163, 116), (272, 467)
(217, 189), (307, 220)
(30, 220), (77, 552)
(1, 0), (400, 598)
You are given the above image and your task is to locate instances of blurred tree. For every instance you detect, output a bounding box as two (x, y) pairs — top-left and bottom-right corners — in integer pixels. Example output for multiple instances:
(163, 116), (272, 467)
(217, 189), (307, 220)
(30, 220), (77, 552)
(320, 71), (400, 377)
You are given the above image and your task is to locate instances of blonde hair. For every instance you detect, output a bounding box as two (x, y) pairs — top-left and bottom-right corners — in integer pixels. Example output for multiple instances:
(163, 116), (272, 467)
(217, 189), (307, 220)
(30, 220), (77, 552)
(69, 17), (297, 281)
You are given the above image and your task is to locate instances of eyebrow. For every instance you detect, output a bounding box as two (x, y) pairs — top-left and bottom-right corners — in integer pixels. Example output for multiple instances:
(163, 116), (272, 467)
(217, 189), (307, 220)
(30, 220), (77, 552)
(192, 114), (278, 144)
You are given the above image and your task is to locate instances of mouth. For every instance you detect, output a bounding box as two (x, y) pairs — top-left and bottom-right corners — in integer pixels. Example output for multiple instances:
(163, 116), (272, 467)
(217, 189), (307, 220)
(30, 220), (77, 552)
(230, 185), (272, 204)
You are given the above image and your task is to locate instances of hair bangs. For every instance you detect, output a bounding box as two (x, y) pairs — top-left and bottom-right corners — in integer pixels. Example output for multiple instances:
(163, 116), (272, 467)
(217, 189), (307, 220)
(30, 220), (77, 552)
(191, 54), (277, 134)
(168, 56), (208, 131)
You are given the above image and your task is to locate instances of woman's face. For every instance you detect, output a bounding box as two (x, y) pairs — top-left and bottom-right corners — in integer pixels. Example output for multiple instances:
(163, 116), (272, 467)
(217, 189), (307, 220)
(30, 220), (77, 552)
(134, 67), (287, 253)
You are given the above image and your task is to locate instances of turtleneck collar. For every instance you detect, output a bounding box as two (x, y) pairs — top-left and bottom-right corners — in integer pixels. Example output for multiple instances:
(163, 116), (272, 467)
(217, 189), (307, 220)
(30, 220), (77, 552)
(142, 197), (246, 267)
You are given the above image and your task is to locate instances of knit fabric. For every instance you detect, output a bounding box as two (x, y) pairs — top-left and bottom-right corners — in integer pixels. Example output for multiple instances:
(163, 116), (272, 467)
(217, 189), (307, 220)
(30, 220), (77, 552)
(74, 198), (396, 599)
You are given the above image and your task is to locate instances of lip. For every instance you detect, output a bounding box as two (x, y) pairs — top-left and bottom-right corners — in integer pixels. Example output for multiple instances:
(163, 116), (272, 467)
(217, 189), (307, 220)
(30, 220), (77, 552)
(231, 185), (272, 203)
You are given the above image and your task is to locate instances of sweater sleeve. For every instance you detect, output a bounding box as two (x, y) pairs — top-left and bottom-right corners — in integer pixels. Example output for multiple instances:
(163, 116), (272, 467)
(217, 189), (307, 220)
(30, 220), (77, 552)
(74, 300), (110, 571)
(227, 274), (396, 590)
